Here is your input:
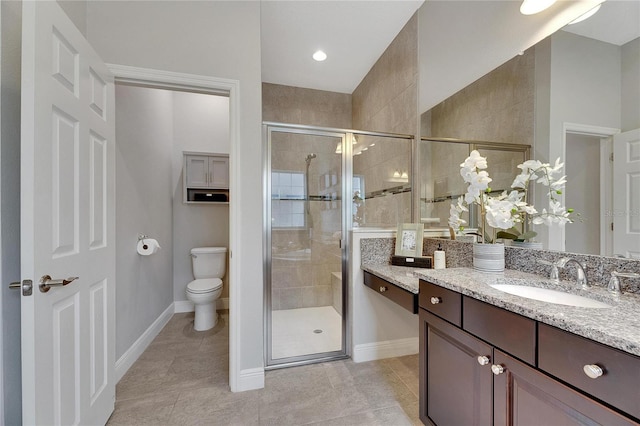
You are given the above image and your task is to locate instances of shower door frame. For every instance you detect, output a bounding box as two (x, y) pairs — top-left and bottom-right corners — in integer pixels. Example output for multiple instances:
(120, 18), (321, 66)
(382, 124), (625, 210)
(263, 122), (352, 369)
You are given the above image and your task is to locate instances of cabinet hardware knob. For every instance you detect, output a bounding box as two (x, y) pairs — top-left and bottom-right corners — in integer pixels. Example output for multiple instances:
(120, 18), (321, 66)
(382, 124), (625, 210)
(430, 296), (442, 304)
(491, 364), (505, 375)
(379, 286), (387, 293)
(583, 364), (604, 379)
(477, 355), (490, 366)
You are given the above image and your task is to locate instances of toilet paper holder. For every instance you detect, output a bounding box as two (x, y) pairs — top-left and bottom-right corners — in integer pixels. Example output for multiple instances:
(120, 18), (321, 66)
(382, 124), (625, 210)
(137, 234), (156, 250)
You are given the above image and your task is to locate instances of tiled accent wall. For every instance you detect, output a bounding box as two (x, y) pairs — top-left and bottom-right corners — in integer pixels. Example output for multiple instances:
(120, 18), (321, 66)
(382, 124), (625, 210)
(264, 84), (350, 311)
(351, 14), (417, 226)
(362, 237), (640, 294)
(262, 83), (352, 128)
(421, 47), (535, 146)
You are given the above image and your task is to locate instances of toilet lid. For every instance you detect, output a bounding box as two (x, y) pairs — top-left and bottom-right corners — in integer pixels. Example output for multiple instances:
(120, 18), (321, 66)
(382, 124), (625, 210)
(187, 278), (222, 293)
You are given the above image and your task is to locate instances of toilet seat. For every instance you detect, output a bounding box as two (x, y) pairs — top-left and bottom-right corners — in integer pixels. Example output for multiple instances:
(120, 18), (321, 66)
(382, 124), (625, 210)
(187, 278), (222, 294)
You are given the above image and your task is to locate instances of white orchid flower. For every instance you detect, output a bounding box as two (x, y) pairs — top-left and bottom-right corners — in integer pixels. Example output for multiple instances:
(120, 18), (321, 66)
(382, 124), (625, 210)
(485, 197), (517, 230)
(460, 150), (488, 170)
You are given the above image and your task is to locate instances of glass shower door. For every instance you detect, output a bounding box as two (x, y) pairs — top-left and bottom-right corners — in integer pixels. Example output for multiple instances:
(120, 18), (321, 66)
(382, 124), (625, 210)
(265, 125), (348, 367)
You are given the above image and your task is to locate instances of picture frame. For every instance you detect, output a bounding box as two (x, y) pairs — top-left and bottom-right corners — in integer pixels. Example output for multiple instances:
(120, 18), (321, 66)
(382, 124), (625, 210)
(395, 223), (425, 257)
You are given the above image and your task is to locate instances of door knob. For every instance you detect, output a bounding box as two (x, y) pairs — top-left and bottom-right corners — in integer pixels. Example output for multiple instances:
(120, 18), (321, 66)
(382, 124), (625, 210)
(9, 280), (33, 296)
(39, 275), (79, 293)
(491, 364), (505, 375)
(477, 355), (490, 366)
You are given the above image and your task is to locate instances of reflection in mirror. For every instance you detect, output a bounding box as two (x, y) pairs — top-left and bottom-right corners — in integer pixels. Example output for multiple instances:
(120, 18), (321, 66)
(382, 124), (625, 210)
(419, 138), (529, 236)
(418, 0), (639, 258)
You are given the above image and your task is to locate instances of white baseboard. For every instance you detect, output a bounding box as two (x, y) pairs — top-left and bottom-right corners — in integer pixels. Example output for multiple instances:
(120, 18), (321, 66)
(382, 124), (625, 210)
(115, 303), (174, 382)
(173, 300), (194, 313)
(352, 337), (419, 363)
(235, 367), (265, 392)
(174, 297), (229, 313)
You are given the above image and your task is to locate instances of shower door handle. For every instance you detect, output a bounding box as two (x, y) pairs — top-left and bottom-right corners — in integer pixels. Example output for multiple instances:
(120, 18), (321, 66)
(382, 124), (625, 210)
(339, 239), (342, 249)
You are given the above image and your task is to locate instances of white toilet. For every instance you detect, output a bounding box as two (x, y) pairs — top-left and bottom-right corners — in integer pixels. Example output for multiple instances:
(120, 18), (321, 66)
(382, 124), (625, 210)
(186, 247), (226, 331)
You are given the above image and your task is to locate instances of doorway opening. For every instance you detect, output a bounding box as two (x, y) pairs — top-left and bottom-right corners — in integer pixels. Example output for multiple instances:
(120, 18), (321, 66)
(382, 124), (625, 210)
(562, 123), (619, 255)
(108, 65), (241, 390)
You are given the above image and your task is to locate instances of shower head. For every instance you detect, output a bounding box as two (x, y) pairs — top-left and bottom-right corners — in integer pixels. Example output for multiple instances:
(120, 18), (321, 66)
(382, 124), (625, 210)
(305, 153), (317, 165)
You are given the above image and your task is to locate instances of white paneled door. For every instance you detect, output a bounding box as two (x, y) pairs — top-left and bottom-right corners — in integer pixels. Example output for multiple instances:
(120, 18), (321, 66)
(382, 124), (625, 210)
(20, 1), (116, 424)
(613, 129), (640, 259)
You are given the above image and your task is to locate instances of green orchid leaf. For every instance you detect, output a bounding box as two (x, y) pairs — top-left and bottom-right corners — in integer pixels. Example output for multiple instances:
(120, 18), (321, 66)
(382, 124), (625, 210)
(496, 231), (518, 240)
(520, 230), (538, 240)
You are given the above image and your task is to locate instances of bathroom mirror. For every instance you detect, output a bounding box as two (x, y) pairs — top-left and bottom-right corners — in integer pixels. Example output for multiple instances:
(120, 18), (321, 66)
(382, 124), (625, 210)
(418, 0), (640, 258)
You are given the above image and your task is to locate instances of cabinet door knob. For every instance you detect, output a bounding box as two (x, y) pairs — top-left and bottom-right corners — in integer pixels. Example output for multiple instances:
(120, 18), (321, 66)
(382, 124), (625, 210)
(583, 364), (604, 379)
(477, 355), (490, 366)
(379, 286), (387, 293)
(491, 364), (505, 375)
(430, 296), (442, 304)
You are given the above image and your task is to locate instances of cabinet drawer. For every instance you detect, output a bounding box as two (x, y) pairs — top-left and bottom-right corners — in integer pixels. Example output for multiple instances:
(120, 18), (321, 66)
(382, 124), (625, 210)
(539, 323), (640, 420)
(463, 297), (536, 365)
(419, 280), (461, 326)
(364, 272), (417, 314)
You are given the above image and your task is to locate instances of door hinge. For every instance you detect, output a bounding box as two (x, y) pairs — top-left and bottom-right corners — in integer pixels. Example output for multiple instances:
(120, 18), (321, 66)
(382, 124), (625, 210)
(610, 152), (614, 162)
(611, 222), (614, 231)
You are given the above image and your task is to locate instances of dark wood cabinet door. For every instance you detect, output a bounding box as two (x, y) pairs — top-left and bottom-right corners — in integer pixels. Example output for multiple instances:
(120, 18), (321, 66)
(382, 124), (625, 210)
(419, 309), (493, 426)
(493, 349), (638, 426)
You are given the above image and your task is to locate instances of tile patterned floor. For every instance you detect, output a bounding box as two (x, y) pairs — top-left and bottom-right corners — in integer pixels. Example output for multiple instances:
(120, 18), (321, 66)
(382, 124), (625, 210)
(107, 312), (421, 425)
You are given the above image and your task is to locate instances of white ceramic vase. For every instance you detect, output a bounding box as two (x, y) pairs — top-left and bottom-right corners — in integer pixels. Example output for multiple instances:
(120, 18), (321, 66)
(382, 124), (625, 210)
(473, 243), (505, 272)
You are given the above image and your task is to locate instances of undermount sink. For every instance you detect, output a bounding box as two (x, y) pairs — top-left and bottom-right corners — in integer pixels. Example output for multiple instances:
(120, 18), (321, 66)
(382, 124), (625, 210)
(490, 284), (612, 309)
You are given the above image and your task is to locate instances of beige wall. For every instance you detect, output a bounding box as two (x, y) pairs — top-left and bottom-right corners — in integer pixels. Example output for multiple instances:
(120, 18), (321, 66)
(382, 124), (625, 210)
(262, 83), (352, 128)
(352, 15), (417, 135)
(351, 15), (417, 226)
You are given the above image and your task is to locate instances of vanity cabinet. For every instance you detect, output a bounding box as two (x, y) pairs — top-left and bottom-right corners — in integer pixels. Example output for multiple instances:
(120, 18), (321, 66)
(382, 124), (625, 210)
(418, 279), (639, 426)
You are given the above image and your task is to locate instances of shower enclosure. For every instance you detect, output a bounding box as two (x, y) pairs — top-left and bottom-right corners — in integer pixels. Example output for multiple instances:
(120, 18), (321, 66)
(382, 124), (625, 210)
(264, 122), (413, 368)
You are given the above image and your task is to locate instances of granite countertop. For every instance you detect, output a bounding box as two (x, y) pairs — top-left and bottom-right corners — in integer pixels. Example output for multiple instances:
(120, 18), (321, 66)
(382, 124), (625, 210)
(361, 264), (640, 358)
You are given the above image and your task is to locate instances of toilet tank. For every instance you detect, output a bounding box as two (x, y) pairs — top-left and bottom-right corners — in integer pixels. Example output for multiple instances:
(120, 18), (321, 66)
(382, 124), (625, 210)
(191, 247), (227, 279)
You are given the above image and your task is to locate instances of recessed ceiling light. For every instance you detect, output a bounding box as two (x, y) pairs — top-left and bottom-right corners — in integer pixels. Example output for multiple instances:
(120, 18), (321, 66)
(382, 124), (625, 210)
(568, 4), (601, 25)
(313, 50), (327, 62)
(520, 0), (556, 15)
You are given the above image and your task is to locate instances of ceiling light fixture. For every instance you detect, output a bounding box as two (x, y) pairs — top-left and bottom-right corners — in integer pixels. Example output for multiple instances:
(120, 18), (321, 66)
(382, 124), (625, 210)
(568, 3), (601, 25)
(520, 0), (556, 15)
(312, 50), (327, 62)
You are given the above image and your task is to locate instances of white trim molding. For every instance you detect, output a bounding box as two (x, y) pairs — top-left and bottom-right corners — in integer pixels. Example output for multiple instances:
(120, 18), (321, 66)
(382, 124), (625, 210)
(106, 64), (242, 391)
(237, 368), (265, 392)
(352, 337), (419, 363)
(115, 303), (174, 382)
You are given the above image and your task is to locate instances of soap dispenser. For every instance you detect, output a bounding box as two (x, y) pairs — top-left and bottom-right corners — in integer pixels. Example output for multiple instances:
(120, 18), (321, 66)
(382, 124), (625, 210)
(434, 243), (446, 269)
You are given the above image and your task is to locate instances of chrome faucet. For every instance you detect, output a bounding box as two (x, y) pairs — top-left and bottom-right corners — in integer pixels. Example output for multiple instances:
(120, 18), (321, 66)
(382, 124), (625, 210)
(556, 258), (588, 289)
(608, 271), (640, 295)
(537, 259), (560, 281)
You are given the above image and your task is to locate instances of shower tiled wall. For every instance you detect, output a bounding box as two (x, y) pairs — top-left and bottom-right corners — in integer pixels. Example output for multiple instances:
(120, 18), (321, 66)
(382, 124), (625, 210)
(351, 15), (417, 226)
